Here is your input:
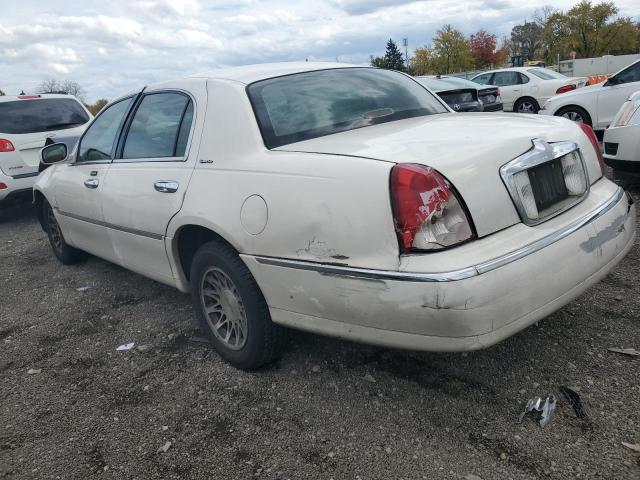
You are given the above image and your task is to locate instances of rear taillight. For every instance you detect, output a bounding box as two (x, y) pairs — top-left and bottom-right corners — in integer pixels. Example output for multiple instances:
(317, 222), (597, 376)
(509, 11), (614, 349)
(578, 122), (604, 176)
(556, 84), (576, 94)
(0, 139), (15, 152)
(0, 183), (7, 190)
(18, 94), (41, 100)
(390, 164), (476, 253)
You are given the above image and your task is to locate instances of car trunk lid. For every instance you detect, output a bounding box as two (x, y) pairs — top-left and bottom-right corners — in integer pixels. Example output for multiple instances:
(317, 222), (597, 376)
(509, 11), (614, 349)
(275, 112), (594, 237)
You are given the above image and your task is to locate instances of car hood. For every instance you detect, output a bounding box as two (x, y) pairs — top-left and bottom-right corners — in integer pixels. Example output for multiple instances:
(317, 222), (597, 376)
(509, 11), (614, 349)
(276, 112), (592, 237)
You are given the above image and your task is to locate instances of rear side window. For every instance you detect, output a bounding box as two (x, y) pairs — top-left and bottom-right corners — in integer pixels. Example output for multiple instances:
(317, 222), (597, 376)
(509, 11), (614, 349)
(472, 73), (492, 85)
(78, 97), (133, 163)
(122, 93), (193, 159)
(0, 98), (90, 134)
(492, 71), (521, 87)
(248, 68), (447, 149)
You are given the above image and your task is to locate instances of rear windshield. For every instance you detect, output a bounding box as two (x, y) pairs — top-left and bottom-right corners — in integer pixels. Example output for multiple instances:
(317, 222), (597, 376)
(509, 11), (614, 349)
(0, 98), (90, 134)
(527, 68), (566, 80)
(248, 68), (448, 148)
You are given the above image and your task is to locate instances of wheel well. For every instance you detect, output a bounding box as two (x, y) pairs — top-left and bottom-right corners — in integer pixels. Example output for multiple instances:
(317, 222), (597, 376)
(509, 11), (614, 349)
(176, 225), (237, 281)
(555, 105), (592, 125)
(515, 96), (539, 107)
(33, 190), (47, 232)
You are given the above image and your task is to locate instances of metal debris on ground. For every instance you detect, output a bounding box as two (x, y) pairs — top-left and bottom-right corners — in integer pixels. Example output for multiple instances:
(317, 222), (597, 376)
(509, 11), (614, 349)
(518, 395), (557, 427)
(157, 441), (172, 453)
(560, 386), (585, 418)
(622, 442), (640, 453)
(607, 347), (640, 357)
(27, 368), (42, 375)
(76, 286), (94, 292)
(116, 342), (135, 351)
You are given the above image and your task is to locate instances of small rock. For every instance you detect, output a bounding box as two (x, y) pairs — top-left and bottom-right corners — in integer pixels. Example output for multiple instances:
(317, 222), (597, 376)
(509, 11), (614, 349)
(27, 368), (42, 375)
(137, 344), (152, 353)
(464, 475), (483, 480)
(167, 333), (178, 341)
(157, 441), (172, 453)
(533, 382), (540, 388)
(615, 295), (623, 301)
(327, 451), (335, 458)
(385, 447), (392, 454)
(311, 365), (320, 373)
(143, 385), (150, 392)
(162, 426), (168, 431)
(500, 452), (507, 460)
(363, 373), (376, 383)
(519, 389), (526, 395)
(76, 286), (93, 292)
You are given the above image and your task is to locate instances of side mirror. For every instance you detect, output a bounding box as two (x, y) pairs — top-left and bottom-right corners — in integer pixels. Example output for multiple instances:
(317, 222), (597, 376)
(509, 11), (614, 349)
(604, 77), (618, 87)
(41, 143), (68, 165)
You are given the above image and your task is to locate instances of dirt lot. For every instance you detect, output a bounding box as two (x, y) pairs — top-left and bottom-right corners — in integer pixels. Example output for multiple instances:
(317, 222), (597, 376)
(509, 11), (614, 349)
(1, 173), (639, 480)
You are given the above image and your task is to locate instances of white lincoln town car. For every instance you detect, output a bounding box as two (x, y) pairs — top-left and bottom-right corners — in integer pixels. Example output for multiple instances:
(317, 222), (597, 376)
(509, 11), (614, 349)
(34, 63), (636, 369)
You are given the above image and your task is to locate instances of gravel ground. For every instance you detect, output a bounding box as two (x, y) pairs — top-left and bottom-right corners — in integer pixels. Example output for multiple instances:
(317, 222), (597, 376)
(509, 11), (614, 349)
(1, 173), (639, 480)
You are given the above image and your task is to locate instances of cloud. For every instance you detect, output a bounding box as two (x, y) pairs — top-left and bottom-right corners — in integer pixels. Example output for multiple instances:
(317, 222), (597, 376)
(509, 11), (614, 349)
(329, 0), (427, 15)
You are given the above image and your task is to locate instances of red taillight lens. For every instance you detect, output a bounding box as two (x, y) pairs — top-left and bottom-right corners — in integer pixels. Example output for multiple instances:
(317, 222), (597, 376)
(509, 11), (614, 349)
(0, 183), (7, 190)
(578, 122), (604, 176)
(390, 164), (476, 253)
(0, 139), (15, 152)
(18, 94), (41, 100)
(556, 84), (577, 94)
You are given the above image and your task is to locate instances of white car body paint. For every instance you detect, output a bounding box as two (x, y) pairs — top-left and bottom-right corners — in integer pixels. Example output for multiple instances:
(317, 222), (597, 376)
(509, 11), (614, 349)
(540, 60), (640, 130)
(471, 67), (587, 112)
(34, 63), (636, 352)
(603, 89), (640, 167)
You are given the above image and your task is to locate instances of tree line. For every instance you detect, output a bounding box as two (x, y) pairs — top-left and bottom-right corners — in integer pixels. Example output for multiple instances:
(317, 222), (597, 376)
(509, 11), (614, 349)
(371, 0), (640, 75)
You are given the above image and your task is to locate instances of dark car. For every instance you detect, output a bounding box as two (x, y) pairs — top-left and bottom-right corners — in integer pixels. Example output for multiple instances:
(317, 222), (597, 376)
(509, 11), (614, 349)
(416, 75), (503, 112)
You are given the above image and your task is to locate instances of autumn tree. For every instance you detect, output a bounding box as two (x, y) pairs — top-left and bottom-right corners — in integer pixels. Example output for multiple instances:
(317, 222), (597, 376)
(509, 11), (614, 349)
(544, 1), (639, 58)
(431, 25), (473, 74)
(410, 46), (433, 75)
(39, 79), (86, 102)
(511, 21), (544, 60)
(469, 30), (498, 68)
(86, 99), (108, 116)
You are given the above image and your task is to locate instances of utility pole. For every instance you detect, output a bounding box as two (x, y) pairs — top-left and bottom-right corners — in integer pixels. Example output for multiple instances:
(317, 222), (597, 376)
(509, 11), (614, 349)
(403, 38), (409, 70)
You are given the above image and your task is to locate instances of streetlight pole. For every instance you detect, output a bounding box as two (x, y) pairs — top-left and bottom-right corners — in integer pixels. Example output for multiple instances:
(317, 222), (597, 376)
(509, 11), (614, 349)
(403, 38), (409, 70)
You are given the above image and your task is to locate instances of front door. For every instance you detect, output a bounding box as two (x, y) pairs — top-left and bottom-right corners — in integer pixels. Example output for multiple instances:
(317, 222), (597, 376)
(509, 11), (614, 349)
(100, 80), (205, 285)
(597, 61), (640, 129)
(53, 96), (135, 260)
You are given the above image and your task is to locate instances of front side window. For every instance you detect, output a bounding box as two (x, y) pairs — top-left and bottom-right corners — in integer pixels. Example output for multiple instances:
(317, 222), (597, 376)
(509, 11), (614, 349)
(122, 93), (193, 159)
(77, 97), (133, 163)
(472, 73), (493, 85)
(248, 68), (448, 149)
(0, 98), (90, 135)
(492, 71), (521, 87)
(615, 62), (640, 85)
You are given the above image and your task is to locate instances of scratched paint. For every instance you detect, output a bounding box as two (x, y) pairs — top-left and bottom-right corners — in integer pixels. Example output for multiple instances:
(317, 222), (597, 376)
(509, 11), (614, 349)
(580, 214), (627, 253)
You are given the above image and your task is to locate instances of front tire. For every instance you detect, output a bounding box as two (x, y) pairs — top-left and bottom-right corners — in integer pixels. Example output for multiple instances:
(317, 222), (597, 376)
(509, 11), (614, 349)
(190, 240), (287, 370)
(514, 97), (540, 114)
(556, 106), (592, 126)
(42, 200), (86, 264)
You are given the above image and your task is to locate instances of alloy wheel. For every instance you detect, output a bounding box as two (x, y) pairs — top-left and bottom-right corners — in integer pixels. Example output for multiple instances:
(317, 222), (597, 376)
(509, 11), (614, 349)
(47, 206), (63, 251)
(200, 267), (248, 350)
(561, 111), (584, 122)
(517, 101), (536, 114)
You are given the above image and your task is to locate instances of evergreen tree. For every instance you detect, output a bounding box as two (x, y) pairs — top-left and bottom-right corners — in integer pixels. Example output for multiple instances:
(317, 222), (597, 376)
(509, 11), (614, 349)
(0, 89), (5, 96)
(383, 39), (406, 71)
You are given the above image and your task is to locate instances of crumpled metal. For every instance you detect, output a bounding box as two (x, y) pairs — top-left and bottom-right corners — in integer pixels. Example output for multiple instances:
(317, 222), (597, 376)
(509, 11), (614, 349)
(518, 395), (557, 427)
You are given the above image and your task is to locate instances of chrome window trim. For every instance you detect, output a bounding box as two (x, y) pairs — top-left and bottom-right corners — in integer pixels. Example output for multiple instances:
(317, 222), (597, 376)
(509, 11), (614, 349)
(253, 187), (626, 283)
(500, 138), (590, 226)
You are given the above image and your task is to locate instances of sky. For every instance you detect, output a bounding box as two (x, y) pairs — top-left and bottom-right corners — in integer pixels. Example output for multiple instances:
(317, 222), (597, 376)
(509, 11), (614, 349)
(1, 0), (639, 102)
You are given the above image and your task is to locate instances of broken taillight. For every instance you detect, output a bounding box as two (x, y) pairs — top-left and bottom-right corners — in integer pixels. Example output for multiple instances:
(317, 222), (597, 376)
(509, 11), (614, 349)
(0, 139), (15, 152)
(390, 164), (476, 253)
(578, 122), (604, 177)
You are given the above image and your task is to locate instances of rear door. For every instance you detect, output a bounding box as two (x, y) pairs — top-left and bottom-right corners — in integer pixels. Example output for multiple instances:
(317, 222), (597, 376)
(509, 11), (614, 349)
(100, 80), (206, 285)
(491, 71), (523, 111)
(52, 96), (135, 260)
(596, 61), (640, 129)
(0, 97), (91, 178)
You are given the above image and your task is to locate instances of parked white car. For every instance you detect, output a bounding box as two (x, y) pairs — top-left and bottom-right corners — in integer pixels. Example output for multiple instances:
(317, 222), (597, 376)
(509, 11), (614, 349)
(540, 60), (640, 130)
(603, 90), (640, 171)
(0, 94), (91, 204)
(34, 63), (636, 369)
(472, 67), (587, 113)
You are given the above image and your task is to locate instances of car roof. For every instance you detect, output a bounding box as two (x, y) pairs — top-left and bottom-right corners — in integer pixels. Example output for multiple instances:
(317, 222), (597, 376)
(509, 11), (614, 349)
(0, 93), (78, 103)
(189, 62), (364, 85)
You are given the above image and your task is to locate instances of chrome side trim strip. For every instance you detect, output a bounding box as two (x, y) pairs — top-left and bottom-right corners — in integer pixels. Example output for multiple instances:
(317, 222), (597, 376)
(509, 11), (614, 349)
(254, 187), (626, 283)
(55, 208), (164, 241)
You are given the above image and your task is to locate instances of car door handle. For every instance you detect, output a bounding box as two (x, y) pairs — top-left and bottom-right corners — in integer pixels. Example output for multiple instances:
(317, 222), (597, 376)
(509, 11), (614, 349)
(84, 178), (99, 189)
(154, 180), (179, 193)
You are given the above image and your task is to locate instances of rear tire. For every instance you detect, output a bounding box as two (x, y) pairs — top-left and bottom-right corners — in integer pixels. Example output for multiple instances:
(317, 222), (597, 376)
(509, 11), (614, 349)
(556, 106), (592, 126)
(42, 200), (86, 265)
(190, 240), (287, 370)
(514, 97), (540, 114)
